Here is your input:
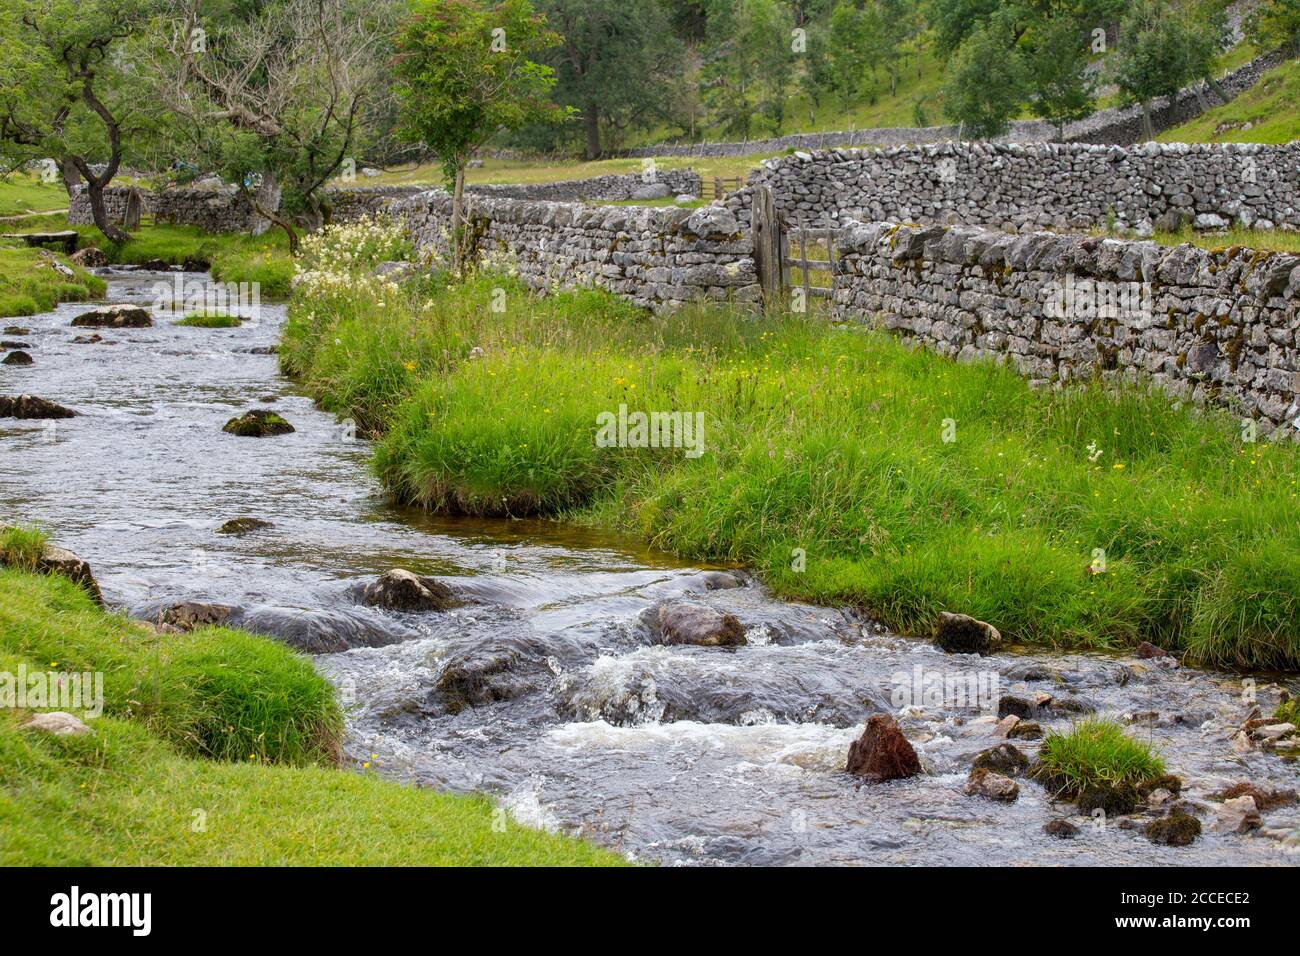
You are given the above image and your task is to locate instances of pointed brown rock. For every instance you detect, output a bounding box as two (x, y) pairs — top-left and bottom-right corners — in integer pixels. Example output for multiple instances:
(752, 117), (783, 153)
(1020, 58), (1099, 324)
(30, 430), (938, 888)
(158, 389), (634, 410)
(846, 715), (921, 782)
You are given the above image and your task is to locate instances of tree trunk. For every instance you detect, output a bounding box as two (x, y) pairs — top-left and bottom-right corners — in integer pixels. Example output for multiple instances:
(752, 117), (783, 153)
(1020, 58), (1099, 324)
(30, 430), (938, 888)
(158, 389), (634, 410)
(452, 162), (467, 275)
(59, 157), (82, 198)
(583, 103), (602, 160)
(85, 178), (130, 244)
(1141, 101), (1154, 141)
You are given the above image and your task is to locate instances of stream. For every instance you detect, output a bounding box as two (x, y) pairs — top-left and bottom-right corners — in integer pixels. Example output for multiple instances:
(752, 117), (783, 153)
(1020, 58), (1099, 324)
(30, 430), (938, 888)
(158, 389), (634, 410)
(2, 269), (1296, 865)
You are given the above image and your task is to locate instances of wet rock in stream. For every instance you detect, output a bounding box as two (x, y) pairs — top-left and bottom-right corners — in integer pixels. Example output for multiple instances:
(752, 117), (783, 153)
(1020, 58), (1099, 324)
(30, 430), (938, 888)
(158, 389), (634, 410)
(70, 305), (152, 328)
(2, 351), (33, 366)
(845, 714), (921, 782)
(363, 568), (457, 612)
(644, 601), (746, 647)
(971, 743), (1030, 777)
(222, 409), (294, 437)
(965, 768), (1020, 802)
(0, 394), (76, 419)
(217, 517), (273, 536)
(934, 611), (1001, 655)
(156, 602), (234, 630)
(1144, 811), (1202, 847)
(227, 606), (417, 654)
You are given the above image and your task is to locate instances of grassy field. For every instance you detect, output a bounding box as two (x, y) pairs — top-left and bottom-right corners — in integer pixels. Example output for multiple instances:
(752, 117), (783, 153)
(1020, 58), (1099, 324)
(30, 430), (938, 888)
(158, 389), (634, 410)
(0, 172), (68, 219)
(0, 567), (622, 865)
(1160, 55), (1300, 145)
(283, 238), (1300, 673)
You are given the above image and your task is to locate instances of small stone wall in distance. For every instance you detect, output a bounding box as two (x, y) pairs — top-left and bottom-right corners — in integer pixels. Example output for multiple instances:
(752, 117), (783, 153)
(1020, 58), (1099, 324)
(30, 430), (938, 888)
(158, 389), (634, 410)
(392, 190), (756, 312)
(68, 185), (269, 234)
(329, 169), (702, 224)
(831, 220), (1300, 432)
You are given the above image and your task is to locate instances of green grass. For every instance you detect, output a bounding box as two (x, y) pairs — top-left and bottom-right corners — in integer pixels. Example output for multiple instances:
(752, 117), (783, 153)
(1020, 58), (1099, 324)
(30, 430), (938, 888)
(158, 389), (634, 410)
(1160, 54), (1300, 144)
(1032, 719), (1166, 798)
(0, 568), (623, 865)
(1101, 224), (1300, 255)
(0, 172), (68, 218)
(0, 245), (106, 317)
(177, 311), (241, 328)
(5, 221), (294, 297)
(1275, 699), (1299, 725)
(0, 525), (49, 571)
(284, 270), (1300, 671)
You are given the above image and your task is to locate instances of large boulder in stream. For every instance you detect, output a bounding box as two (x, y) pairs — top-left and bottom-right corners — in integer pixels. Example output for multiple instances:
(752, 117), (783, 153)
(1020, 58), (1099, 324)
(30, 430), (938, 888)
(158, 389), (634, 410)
(2, 351), (33, 366)
(70, 247), (108, 269)
(846, 714), (921, 782)
(222, 409), (294, 437)
(226, 606), (417, 654)
(71, 304), (152, 328)
(362, 569), (456, 612)
(934, 611), (1001, 655)
(644, 601), (746, 647)
(0, 395), (76, 419)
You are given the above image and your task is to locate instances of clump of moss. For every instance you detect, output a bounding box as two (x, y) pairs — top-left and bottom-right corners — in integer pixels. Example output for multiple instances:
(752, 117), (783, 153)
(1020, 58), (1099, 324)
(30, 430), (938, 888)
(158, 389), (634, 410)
(1032, 718), (1166, 800)
(177, 311), (241, 328)
(0, 524), (49, 570)
(1144, 811), (1202, 847)
(1274, 698), (1298, 726)
(222, 409), (294, 437)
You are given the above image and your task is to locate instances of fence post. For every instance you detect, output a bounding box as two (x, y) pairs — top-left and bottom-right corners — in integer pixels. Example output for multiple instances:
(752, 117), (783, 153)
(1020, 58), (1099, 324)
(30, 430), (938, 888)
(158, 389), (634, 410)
(752, 185), (782, 313)
(123, 187), (142, 231)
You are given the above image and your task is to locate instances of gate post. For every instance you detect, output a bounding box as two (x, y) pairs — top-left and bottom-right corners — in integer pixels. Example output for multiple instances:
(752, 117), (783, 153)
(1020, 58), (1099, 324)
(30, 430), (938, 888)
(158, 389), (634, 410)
(752, 185), (783, 312)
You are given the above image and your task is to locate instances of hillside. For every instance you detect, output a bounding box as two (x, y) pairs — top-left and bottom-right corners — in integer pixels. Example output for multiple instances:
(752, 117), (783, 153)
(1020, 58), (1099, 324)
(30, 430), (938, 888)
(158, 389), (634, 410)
(1160, 54), (1300, 144)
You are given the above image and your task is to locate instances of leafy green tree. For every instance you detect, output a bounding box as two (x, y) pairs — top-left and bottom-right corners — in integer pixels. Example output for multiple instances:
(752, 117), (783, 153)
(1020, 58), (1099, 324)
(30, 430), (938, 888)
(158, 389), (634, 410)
(1025, 14), (1096, 138)
(538, 0), (685, 158)
(1112, 0), (1223, 139)
(0, 0), (162, 242)
(940, 11), (1028, 138)
(701, 0), (794, 137)
(1246, 0), (1300, 54)
(393, 0), (567, 271)
(826, 0), (873, 106)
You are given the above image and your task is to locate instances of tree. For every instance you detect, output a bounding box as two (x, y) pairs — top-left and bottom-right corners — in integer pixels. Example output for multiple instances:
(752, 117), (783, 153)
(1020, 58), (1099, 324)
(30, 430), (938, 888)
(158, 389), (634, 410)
(393, 0), (567, 272)
(1246, 0), (1300, 54)
(701, 0), (793, 138)
(538, 0), (684, 158)
(940, 11), (1028, 138)
(1025, 14), (1096, 138)
(0, 0), (162, 242)
(149, 0), (389, 253)
(1112, 0), (1222, 140)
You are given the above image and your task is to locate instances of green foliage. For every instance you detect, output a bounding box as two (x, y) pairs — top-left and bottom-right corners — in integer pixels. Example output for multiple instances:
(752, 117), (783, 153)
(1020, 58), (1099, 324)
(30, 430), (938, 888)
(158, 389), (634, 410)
(701, 0), (797, 137)
(1024, 15), (1097, 136)
(1033, 719), (1166, 797)
(394, 0), (567, 185)
(941, 11), (1028, 137)
(1112, 0), (1226, 136)
(286, 270), (1300, 670)
(176, 312), (241, 327)
(1246, 0), (1300, 55)
(1158, 54), (1300, 144)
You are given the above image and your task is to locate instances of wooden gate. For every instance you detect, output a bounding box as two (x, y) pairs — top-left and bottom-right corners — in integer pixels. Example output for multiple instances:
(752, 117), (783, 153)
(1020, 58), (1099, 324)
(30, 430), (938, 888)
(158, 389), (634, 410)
(751, 185), (838, 313)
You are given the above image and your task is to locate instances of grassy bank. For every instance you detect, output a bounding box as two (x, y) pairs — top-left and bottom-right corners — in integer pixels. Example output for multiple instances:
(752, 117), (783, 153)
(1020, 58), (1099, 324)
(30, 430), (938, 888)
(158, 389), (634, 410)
(7, 217), (293, 297)
(0, 244), (106, 316)
(0, 172), (68, 218)
(0, 567), (621, 865)
(284, 232), (1300, 672)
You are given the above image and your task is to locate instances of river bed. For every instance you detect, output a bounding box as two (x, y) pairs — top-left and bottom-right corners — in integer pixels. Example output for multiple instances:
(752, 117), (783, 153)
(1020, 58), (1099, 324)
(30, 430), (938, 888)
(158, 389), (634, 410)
(2, 270), (1296, 865)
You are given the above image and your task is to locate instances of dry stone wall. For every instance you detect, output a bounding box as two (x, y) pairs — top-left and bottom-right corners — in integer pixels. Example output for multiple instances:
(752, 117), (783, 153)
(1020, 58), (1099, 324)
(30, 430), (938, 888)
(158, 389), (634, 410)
(831, 220), (1300, 432)
(392, 189), (756, 312)
(726, 141), (1300, 234)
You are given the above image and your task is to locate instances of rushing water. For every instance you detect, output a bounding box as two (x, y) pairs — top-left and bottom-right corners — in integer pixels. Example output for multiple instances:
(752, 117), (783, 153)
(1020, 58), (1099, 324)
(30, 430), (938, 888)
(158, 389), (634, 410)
(2, 270), (1297, 865)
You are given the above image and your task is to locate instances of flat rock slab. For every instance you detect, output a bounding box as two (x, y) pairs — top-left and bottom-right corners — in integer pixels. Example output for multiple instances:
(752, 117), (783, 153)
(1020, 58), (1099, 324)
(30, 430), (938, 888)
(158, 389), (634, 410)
(71, 305), (152, 328)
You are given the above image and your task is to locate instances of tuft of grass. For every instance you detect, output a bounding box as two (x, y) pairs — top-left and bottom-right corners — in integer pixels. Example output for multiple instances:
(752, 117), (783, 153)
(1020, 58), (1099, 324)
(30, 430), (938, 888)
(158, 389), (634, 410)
(284, 268), (1300, 670)
(1033, 719), (1166, 798)
(0, 568), (622, 865)
(0, 525), (49, 571)
(177, 311), (241, 328)
(1275, 699), (1299, 725)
